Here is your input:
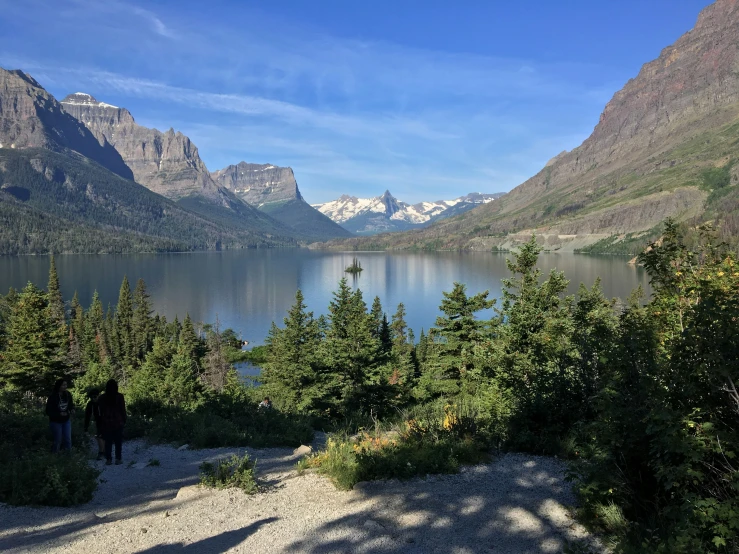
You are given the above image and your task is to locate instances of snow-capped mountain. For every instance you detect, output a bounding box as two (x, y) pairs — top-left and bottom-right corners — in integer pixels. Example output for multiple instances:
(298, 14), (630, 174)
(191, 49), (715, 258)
(313, 190), (505, 235)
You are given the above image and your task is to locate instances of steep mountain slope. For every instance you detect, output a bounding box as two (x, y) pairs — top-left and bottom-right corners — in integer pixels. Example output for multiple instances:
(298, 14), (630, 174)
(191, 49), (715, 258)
(314, 190), (504, 235)
(320, 0), (739, 252)
(59, 93), (291, 238)
(0, 70), (133, 180)
(0, 148), (294, 254)
(211, 161), (352, 241)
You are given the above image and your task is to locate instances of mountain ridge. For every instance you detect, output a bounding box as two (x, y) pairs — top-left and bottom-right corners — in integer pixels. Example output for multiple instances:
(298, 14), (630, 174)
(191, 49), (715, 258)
(318, 0), (739, 252)
(313, 190), (504, 235)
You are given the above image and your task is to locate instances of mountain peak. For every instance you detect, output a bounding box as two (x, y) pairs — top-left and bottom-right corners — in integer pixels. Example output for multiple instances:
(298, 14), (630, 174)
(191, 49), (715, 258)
(61, 92), (119, 109)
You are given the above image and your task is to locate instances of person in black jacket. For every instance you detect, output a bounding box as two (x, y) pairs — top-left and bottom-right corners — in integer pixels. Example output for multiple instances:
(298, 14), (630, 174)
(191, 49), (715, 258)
(99, 379), (127, 466)
(84, 389), (105, 461)
(46, 379), (74, 453)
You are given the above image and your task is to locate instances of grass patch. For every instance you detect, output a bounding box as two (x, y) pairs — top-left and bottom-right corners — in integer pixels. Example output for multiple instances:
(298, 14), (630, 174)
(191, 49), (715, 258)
(300, 404), (490, 490)
(199, 454), (258, 494)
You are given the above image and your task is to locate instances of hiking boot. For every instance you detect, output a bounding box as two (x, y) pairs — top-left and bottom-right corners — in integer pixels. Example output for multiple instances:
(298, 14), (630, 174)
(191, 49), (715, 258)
(105, 459), (112, 466)
(115, 459), (122, 465)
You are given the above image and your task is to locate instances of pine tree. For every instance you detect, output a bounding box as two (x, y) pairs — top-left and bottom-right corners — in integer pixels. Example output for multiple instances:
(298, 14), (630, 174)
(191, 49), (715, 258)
(84, 291), (107, 365)
(370, 296), (383, 339)
(321, 281), (381, 415)
(113, 276), (134, 371)
(202, 316), (230, 391)
(164, 344), (201, 406)
(128, 336), (174, 403)
(262, 290), (323, 413)
(179, 314), (199, 361)
(46, 255), (65, 331)
(131, 278), (153, 363)
(418, 282), (494, 398)
(67, 291), (84, 373)
(0, 283), (67, 395)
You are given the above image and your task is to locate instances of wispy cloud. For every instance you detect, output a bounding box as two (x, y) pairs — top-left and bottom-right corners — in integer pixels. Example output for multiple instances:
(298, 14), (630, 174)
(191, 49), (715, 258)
(0, 0), (616, 203)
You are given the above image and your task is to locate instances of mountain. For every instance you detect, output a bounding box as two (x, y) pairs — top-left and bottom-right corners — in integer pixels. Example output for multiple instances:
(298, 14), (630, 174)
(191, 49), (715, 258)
(59, 93), (291, 239)
(0, 70), (133, 180)
(319, 0), (739, 253)
(0, 68), (296, 253)
(211, 161), (352, 241)
(0, 148), (294, 254)
(313, 190), (504, 235)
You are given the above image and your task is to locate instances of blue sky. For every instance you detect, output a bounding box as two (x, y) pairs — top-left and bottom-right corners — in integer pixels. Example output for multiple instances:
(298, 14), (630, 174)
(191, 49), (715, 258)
(0, 0), (713, 204)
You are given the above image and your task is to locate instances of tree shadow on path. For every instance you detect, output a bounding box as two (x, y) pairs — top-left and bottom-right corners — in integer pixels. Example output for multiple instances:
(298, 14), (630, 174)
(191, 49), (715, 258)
(135, 517), (279, 554)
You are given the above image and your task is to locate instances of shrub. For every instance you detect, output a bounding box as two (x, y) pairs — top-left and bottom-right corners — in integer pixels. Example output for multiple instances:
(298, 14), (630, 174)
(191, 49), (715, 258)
(199, 454), (258, 494)
(0, 449), (99, 506)
(302, 407), (489, 490)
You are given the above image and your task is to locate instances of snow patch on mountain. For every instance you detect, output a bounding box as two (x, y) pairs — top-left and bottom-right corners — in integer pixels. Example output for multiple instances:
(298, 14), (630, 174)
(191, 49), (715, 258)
(313, 190), (504, 233)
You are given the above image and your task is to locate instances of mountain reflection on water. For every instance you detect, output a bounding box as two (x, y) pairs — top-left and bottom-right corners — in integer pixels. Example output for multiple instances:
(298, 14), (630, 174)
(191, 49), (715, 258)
(0, 250), (650, 347)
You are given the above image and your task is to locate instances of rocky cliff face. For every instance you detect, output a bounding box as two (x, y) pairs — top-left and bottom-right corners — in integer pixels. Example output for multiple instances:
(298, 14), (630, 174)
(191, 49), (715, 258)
(499, 0), (739, 216)
(0, 69), (133, 179)
(211, 162), (302, 206)
(60, 93), (227, 203)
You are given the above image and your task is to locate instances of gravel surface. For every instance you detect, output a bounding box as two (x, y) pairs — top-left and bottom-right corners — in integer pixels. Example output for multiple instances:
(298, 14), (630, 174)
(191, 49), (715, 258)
(0, 436), (603, 553)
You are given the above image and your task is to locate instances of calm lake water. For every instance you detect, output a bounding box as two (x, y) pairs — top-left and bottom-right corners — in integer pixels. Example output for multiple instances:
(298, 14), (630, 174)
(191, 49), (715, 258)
(0, 250), (651, 346)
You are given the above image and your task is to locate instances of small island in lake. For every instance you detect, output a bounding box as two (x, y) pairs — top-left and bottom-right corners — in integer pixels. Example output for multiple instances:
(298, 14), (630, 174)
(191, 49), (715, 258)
(345, 257), (363, 274)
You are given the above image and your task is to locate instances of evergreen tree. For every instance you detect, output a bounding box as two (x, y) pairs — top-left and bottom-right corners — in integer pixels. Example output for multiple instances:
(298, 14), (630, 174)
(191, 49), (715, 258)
(320, 282), (381, 415)
(370, 296), (383, 338)
(67, 291), (84, 373)
(127, 336), (174, 403)
(46, 255), (65, 331)
(131, 278), (153, 363)
(202, 316), (230, 391)
(113, 276), (134, 371)
(262, 290), (323, 413)
(418, 282), (494, 398)
(0, 283), (67, 395)
(84, 291), (107, 365)
(179, 314), (199, 361)
(164, 345), (201, 406)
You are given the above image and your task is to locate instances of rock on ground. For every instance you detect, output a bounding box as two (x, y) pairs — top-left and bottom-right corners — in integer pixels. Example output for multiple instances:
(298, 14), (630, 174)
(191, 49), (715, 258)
(0, 437), (603, 553)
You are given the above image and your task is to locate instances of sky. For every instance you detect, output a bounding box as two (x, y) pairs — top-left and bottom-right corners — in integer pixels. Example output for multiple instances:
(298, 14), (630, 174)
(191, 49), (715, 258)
(0, 0), (714, 204)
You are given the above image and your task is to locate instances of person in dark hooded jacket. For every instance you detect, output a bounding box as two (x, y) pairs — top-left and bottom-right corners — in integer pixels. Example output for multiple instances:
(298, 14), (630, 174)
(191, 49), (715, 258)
(46, 378), (74, 452)
(98, 379), (127, 465)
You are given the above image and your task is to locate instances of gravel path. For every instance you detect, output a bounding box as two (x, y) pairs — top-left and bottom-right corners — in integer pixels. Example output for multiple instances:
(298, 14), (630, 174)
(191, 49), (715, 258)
(0, 437), (602, 553)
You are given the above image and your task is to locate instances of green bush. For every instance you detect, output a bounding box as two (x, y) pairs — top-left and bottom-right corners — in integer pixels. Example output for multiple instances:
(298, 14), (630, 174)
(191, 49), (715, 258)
(0, 449), (99, 506)
(0, 397), (99, 506)
(199, 454), (258, 494)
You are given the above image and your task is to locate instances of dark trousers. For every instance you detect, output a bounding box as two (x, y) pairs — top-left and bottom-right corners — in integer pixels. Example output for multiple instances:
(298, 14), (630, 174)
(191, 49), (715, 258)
(104, 427), (123, 461)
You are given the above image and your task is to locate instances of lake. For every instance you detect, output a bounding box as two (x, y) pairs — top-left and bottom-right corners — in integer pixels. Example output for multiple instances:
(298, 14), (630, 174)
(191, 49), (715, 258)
(0, 250), (651, 346)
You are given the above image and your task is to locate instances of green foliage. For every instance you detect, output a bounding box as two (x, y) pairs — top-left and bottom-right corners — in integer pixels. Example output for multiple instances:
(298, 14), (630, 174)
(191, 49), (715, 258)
(699, 160), (734, 191)
(199, 454), (258, 494)
(0, 282), (68, 395)
(0, 396), (99, 506)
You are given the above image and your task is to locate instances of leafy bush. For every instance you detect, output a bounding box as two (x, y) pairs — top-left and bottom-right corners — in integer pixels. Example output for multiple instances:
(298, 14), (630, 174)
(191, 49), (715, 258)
(199, 454), (258, 494)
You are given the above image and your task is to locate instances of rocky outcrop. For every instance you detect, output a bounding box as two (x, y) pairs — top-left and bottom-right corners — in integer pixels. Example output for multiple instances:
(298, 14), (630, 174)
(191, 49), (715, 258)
(211, 162), (301, 207)
(60, 93), (225, 202)
(0, 69), (133, 179)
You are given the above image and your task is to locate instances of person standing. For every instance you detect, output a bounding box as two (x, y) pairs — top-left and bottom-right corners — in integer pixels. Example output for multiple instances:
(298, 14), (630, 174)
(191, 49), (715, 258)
(84, 389), (105, 460)
(46, 379), (74, 453)
(98, 379), (127, 466)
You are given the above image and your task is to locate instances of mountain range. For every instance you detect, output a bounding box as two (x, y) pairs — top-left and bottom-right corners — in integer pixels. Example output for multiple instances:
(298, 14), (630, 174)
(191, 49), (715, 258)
(313, 191), (504, 234)
(320, 0), (739, 254)
(0, 70), (349, 254)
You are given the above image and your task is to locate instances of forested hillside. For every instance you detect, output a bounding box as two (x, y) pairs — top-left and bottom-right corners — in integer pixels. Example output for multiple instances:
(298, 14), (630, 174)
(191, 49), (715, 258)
(0, 149), (295, 254)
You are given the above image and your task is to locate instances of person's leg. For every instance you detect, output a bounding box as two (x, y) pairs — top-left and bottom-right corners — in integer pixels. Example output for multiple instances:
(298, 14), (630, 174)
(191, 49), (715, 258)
(104, 431), (113, 463)
(97, 435), (105, 458)
(61, 420), (72, 451)
(49, 422), (62, 453)
(114, 428), (123, 463)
